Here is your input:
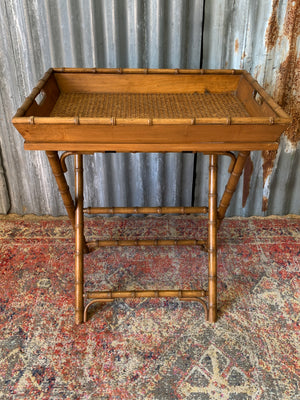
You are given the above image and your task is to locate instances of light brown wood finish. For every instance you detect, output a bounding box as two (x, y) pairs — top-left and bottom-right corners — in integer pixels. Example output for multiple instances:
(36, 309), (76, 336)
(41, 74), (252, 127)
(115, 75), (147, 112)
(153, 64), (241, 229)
(54, 72), (241, 94)
(208, 155), (218, 322)
(12, 68), (291, 324)
(24, 74), (60, 117)
(86, 289), (208, 299)
(26, 142), (279, 152)
(46, 151), (89, 254)
(16, 123), (284, 152)
(218, 151), (250, 223)
(83, 206), (208, 215)
(46, 151), (75, 228)
(83, 289), (209, 323)
(14, 68), (54, 118)
(13, 69), (290, 154)
(52, 67), (241, 74)
(75, 154), (84, 324)
(87, 239), (207, 252)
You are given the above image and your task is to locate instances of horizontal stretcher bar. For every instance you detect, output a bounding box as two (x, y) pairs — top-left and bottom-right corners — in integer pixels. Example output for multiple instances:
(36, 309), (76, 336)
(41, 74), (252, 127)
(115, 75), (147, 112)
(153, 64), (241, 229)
(83, 206), (208, 215)
(87, 239), (207, 250)
(85, 289), (208, 299)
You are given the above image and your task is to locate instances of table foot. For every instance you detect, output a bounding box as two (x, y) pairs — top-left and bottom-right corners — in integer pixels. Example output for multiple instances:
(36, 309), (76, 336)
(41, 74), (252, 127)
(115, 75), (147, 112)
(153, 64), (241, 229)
(180, 297), (208, 320)
(75, 309), (84, 325)
(83, 290), (208, 323)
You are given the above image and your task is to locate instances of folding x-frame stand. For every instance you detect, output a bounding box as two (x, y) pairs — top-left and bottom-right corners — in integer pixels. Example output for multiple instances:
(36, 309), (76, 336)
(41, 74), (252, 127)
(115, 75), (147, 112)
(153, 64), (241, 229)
(46, 150), (249, 324)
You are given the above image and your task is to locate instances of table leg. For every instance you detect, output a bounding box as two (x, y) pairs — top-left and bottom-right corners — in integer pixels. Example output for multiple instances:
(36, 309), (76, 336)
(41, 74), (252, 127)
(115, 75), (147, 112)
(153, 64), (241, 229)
(46, 151), (75, 229)
(208, 154), (218, 322)
(75, 154), (84, 324)
(218, 151), (250, 223)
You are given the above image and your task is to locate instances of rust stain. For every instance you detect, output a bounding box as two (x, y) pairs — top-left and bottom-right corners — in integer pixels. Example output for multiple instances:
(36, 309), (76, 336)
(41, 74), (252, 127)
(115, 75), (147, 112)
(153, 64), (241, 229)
(235, 38), (239, 53)
(283, 0), (298, 37)
(259, 1), (298, 211)
(242, 155), (253, 207)
(274, 0), (300, 145)
(262, 150), (277, 212)
(265, 0), (280, 51)
(262, 150), (277, 185)
(254, 65), (262, 80)
(262, 196), (269, 212)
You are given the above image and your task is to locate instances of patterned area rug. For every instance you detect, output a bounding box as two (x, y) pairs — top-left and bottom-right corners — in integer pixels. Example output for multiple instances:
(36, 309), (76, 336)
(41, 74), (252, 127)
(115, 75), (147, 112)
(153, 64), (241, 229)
(0, 215), (299, 399)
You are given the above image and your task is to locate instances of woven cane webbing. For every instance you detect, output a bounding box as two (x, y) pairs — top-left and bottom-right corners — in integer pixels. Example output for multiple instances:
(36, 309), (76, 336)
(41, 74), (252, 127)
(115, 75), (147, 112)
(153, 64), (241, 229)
(50, 92), (249, 119)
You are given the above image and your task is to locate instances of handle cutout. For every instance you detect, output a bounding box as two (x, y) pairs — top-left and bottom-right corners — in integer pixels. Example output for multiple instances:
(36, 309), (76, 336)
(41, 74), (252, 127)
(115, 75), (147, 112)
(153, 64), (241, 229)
(35, 90), (46, 106)
(253, 90), (263, 105)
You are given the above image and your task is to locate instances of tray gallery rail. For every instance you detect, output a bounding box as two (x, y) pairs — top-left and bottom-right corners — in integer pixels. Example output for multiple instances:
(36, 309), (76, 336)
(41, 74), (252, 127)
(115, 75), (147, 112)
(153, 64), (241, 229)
(13, 68), (291, 324)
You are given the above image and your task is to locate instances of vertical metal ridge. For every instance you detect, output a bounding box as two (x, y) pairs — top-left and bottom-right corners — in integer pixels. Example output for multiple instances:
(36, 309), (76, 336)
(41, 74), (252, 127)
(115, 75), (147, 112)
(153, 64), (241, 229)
(145, 0), (164, 68)
(44, 0), (64, 66)
(67, 0), (84, 66)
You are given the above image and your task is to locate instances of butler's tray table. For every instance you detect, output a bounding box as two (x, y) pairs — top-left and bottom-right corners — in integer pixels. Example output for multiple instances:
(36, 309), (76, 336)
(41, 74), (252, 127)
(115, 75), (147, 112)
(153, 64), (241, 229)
(12, 68), (291, 324)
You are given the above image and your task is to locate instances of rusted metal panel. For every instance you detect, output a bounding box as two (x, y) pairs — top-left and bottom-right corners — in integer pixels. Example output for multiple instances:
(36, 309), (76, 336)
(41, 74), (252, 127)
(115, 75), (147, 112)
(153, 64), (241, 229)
(0, 0), (298, 216)
(201, 0), (300, 215)
(260, 0), (300, 212)
(0, 148), (10, 213)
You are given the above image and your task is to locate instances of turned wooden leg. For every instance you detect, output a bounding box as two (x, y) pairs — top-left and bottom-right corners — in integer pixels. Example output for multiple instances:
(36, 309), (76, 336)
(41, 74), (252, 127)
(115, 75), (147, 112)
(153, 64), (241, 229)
(46, 151), (76, 229)
(218, 151), (250, 223)
(208, 154), (218, 322)
(46, 151), (89, 254)
(74, 154), (84, 324)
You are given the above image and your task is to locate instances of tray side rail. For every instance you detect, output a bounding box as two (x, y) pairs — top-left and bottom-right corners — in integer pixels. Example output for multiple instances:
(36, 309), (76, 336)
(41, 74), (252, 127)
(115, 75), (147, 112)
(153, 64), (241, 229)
(13, 69), (60, 119)
(237, 71), (291, 124)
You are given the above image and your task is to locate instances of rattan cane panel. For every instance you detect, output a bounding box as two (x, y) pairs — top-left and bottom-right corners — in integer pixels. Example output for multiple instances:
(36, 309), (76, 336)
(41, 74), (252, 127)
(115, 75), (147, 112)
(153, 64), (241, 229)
(50, 92), (250, 118)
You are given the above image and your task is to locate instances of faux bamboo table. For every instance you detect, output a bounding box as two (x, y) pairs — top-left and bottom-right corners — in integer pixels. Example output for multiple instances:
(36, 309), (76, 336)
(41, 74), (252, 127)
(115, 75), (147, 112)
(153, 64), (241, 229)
(13, 68), (290, 324)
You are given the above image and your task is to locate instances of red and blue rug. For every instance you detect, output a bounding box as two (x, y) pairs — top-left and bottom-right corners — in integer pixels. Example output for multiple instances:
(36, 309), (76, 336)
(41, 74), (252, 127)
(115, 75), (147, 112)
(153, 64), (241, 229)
(0, 215), (299, 399)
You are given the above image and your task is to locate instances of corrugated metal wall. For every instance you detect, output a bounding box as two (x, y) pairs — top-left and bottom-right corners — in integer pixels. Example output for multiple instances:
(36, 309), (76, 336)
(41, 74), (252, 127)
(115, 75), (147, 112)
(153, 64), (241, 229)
(201, 0), (300, 216)
(0, 0), (299, 216)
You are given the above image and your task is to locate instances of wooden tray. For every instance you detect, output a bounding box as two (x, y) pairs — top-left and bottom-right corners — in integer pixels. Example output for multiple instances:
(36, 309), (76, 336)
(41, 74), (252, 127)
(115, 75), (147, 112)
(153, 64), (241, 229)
(12, 68), (291, 152)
